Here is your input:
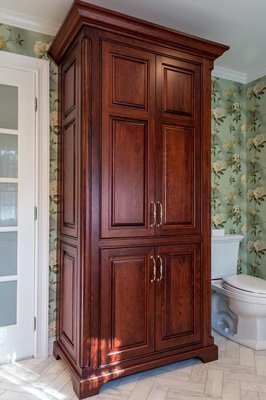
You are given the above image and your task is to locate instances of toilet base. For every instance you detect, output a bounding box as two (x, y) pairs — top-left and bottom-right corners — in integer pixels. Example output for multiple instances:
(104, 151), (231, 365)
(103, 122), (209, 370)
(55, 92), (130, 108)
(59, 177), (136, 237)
(212, 285), (266, 350)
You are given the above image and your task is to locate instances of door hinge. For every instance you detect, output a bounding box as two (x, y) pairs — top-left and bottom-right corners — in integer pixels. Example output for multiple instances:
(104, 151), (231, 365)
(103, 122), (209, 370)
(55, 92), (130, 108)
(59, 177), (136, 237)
(34, 316), (37, 331)
(35, 97), (37, 112)
(34, 206), (37, 220)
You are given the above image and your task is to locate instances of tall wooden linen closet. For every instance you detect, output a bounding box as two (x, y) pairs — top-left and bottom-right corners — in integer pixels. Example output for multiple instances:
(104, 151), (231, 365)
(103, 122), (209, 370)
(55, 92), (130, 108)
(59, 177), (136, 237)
(49, 2), (228, 398)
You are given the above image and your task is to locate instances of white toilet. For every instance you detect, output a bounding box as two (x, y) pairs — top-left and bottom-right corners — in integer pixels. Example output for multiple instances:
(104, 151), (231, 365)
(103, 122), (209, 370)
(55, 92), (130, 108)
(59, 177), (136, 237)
(212, 234), (266, 350)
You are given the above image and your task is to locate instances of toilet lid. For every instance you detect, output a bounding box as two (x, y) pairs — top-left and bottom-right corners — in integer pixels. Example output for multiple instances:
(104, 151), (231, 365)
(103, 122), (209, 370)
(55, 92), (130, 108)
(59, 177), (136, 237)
(222, 274), (266, 296)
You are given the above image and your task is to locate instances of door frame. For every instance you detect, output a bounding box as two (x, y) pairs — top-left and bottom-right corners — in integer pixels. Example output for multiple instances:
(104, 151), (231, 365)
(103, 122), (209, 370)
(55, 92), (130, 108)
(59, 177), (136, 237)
(0, 51), (50, 358)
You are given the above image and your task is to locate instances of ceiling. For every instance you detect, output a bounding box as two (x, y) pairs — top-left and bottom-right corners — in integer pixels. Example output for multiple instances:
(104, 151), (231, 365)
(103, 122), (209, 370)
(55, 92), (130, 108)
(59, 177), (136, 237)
(0, 0), (266, 82)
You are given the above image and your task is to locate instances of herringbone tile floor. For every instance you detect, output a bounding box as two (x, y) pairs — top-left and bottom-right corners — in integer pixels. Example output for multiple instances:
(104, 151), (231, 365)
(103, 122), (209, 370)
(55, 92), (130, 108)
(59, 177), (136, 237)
(0, 332), (266, 399)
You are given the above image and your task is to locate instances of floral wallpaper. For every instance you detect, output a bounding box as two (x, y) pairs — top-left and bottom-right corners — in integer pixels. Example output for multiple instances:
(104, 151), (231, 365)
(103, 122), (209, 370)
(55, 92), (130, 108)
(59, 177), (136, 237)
(0, 23), (58, 336)
(1, 22), (266, 341)
(246, 79), (266, 279)
(211, 76), (266, 280)
(211, 77), (247, 273)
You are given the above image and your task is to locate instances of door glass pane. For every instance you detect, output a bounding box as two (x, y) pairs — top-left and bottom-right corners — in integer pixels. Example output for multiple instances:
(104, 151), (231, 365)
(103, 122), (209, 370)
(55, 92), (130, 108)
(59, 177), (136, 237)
(0, 183), (18, 226)
(0, 281), (17, 326)
(0, 134), (18, 178)
(0, 232), (17, 277)
(0, 84), (18, 130)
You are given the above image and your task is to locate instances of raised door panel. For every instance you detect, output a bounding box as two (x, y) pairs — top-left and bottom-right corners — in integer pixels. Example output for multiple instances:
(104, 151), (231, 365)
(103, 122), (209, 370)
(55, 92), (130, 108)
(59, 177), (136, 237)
(155, 244), (202, 351)
(100, 247), (154, 365)
(156, 56), (201, 235)
(101, 41), (156, 238)
(61, 52), (80, 238)
(59, 242), (78, 362)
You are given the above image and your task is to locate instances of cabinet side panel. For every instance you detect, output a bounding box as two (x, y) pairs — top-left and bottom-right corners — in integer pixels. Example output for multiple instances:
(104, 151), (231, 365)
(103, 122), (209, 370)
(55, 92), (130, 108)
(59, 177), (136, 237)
(59, 242), (78, 362)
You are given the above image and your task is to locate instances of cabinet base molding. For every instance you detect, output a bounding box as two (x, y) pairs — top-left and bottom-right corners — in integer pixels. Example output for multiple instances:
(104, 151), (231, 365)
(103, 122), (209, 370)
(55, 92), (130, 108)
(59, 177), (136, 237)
(54, 340), (218, 399)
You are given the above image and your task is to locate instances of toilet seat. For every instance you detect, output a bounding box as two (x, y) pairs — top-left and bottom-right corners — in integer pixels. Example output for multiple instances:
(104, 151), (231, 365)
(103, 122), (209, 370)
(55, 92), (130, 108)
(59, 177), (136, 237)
(222, 274), (266, 298)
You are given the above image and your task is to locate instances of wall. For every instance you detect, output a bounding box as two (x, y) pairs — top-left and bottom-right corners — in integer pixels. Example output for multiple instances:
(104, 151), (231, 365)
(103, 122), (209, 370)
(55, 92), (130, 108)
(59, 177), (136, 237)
(211, 77), (247, 273)
(0, 24), (58, 336)
(211, 76), (266, 280)
(246, 78), (266, 278)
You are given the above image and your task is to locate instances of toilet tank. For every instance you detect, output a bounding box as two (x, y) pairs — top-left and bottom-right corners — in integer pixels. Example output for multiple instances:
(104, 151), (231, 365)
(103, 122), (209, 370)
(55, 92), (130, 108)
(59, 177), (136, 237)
(211, 234), (243, 279)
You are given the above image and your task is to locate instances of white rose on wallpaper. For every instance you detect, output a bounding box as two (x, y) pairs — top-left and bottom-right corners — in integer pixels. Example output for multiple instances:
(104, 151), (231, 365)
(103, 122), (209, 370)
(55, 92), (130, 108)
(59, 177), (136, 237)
(247, 138), (254, 148)
(247, 189), (254, 200)
(241, 224), (248, 235)
(253, 81), (265, 96)
(224, 140), (234, 151)
(212, 213), (225, 227)
(233, 153), (240, 162)
(253, 133), (265, 147)
(34, 40), (50, 57)
(253, 186), (264, 199)
(50, 110), (58, 128)
(247, 241), (254, 251)
(213, 160), (224, 172)
(0, 35), (7, 50)
(233, 102), (240, 111)
(212, 107), (224, 120)
(233, 205), (240, 213)
(254, 240), (265, 253)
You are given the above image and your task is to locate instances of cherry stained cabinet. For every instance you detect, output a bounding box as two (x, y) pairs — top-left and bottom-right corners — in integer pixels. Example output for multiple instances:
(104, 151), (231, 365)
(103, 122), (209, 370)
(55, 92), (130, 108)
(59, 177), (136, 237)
(49, 1), (228, 398)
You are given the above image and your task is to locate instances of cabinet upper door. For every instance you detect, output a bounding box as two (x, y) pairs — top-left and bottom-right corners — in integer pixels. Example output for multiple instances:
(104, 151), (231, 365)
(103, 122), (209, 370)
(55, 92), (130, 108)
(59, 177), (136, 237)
(155, 243), (202, 351)
(101, 41), (156, 238)
(156, 56), (202, 235)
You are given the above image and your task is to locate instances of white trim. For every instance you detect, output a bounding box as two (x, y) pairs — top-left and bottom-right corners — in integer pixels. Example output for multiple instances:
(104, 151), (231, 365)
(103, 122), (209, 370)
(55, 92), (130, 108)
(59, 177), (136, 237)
(0, 51), (50, 359)
(246, 64), (266, 84)
(212, 65), (247, 84)
(0, 8), (59, 36)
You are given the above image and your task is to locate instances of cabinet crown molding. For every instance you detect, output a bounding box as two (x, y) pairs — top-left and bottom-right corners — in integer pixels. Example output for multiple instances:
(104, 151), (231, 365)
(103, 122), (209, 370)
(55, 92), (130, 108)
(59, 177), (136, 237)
(49, 0), (229, 64)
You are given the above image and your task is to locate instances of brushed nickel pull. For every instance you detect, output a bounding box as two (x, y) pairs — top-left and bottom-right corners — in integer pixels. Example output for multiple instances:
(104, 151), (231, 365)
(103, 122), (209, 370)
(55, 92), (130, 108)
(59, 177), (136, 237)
(157, 255), (163, 281)
(150, 202), (156, 227)
(157, 201), (163, 227)
(150, 256), (156, 283)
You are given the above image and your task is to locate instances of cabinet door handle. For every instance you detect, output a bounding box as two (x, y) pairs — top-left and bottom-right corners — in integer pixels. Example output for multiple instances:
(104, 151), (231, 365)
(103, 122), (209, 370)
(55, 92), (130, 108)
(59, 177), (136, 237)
(150, 202), (156, 227)
(157, 255), (163, 281)
(157, 201), (163, 227)
(150, 256), (156, 283)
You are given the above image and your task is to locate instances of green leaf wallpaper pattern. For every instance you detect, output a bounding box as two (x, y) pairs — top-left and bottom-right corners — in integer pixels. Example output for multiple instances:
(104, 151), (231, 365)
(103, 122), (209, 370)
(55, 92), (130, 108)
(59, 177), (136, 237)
(211, 77), (247, 274)
(1, 23), (266, 339)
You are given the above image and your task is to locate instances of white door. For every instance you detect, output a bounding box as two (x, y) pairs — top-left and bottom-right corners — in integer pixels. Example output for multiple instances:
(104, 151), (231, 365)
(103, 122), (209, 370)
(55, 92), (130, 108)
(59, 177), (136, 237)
(0, 66), (36, 363)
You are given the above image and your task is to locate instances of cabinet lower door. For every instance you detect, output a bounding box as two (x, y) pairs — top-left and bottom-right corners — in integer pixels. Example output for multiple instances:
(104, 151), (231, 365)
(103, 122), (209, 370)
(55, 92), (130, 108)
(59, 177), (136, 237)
(155, 243), (202, 351)
(100, 247), (155, 366)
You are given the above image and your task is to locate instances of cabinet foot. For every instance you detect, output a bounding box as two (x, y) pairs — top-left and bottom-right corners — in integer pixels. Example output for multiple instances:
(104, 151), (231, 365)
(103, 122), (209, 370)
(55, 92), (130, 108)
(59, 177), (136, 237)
(198, 344), (218, 363)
